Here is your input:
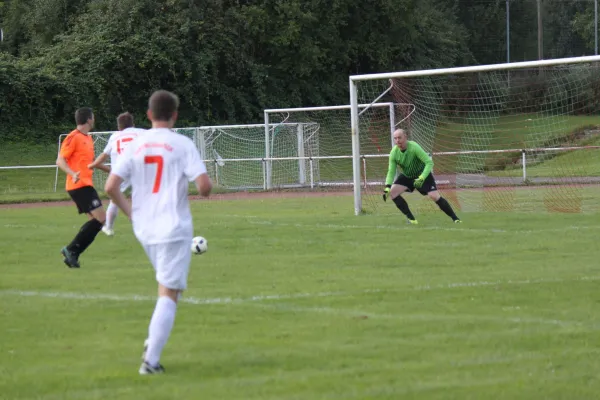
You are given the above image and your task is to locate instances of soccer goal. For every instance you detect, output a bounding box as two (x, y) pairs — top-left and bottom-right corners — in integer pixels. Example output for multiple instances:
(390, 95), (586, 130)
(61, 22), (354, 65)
(193, 123), (319, 190)
(55, 125), (322, 191)
(264, 102), (414, 190)
(350, 56), (600, 215)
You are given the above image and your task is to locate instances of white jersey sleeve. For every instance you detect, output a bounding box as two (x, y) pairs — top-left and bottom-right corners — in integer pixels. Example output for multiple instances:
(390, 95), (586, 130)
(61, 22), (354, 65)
(103, 133), (116, 155)
(111, 144), (134, 182)
(184, 144), (207, 181)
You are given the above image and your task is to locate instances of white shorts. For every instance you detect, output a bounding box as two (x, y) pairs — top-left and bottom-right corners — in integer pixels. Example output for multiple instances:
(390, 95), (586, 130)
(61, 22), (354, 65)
(142, 240), (191, 290)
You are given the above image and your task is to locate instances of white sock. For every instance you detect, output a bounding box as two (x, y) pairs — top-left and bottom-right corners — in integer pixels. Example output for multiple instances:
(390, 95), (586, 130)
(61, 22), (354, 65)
(105, 202), (119, 230)
(145, 296), (177, 367)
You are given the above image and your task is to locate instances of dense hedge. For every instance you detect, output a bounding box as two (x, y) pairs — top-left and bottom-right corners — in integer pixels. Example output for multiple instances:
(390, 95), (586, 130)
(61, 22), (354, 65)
(0, 0), (598, 142)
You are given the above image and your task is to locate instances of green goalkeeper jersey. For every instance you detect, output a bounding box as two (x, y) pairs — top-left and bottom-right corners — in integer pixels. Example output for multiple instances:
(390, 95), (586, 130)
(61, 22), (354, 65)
(385, 141), (433, 185)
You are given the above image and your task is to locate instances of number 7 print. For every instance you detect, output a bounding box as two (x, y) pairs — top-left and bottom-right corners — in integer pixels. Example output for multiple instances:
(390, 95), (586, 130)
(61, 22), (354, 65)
(144, 155), (164, 193)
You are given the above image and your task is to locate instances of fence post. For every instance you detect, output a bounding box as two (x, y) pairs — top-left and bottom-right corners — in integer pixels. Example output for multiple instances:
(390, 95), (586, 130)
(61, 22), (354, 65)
(362, 157), (367, 189)
(522, 150), (527, 182)
(214, 160), (220, 186)
(309, 158), (314, 189)
(262, 159), (267, 190)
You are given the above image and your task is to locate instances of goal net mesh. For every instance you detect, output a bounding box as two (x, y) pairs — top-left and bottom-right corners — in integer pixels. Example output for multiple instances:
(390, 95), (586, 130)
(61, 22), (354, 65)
(266, 104), (409, 191)
(354, 64), (600, 213)
(197, 124), (320, 190)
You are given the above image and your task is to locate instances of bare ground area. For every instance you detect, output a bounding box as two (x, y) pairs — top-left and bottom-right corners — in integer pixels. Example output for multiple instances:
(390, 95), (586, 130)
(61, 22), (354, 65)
(0, 190), (353, 209)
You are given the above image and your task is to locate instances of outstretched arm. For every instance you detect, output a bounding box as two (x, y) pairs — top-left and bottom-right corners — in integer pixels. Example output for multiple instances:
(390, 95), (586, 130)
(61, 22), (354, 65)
(88, 153), (110, 173)
(105, 174), (131, 219)
(194, 173), (213, 197)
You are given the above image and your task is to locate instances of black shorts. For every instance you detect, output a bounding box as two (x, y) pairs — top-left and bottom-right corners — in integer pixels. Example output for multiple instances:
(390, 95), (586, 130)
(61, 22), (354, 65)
(68, 186), (102, 214)
(394, 173), (438, 196)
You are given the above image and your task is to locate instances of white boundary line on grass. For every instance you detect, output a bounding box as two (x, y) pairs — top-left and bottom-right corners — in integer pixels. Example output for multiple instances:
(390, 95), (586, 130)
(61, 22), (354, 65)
(4, 219), (600, 235)
(0, 289), (353, 305)
(246, 220), (600, 234)
(2, 275), (598, 305)
(3, 276), (600, 330)
(414, 275), (600, 290)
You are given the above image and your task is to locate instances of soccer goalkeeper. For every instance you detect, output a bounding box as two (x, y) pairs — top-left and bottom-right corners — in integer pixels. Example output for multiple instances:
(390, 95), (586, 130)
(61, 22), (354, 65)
(383, 129), (461, 224)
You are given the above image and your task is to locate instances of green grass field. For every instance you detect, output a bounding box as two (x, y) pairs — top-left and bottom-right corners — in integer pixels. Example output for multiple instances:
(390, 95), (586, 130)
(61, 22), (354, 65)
(1, 194), (600, 399)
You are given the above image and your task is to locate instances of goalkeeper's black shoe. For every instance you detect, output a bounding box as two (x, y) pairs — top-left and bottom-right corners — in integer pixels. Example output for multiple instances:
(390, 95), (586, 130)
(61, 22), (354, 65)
(61, 246), (80, 269)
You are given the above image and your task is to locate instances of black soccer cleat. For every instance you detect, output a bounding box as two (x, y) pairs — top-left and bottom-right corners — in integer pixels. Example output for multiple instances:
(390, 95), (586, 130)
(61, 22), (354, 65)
(61, 247), (80, 268)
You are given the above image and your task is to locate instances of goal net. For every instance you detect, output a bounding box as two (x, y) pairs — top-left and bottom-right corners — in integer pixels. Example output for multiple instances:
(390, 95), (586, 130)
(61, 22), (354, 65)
(265, 103), (413, 190)
(195, 123), (319, 190)
(55, 124), (322, 192)
(350, 56), (600, 215)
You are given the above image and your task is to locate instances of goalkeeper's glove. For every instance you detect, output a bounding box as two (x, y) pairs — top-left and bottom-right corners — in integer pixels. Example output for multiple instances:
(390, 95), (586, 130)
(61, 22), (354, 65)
(414, 175), (425, 189)
(382, 185), (391, 202)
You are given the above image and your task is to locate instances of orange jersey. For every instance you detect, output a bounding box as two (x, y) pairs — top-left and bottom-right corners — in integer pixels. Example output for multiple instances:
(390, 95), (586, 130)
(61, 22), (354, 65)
(59, 129), (95, 191)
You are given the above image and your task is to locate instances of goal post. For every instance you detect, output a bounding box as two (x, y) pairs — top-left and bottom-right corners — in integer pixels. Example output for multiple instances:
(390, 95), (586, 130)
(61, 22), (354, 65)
(350, 55), (600, 215)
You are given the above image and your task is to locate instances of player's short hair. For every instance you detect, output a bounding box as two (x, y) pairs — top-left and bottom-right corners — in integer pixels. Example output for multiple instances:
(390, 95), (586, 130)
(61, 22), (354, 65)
(117, 112), (134, 130)
(148, 90), (180, 122)
(75, 107), (94, 125)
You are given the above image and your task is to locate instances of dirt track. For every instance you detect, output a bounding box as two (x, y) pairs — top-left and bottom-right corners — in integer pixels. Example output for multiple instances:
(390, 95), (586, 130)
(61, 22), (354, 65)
(2, 179), (598, 210)
(0, 190), (353, 209)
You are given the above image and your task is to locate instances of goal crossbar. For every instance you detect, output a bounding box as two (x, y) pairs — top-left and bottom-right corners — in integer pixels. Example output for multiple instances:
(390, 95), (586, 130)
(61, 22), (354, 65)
(264, 102), (399, 113)
(350, 55), (600, 81)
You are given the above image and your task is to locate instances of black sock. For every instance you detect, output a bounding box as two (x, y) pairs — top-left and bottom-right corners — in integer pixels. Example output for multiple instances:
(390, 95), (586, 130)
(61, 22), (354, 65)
(436, 197), (459, 221)
(67, 219), (104, 255)
(392, 196), (416, 220)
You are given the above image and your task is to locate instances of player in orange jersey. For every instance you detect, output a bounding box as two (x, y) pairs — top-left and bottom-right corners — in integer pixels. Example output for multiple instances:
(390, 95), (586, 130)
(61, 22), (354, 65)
(56, 107), (106, 268)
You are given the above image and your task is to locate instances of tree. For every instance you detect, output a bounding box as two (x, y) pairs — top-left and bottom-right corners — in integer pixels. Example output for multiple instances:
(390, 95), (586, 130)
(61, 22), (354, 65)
(0, 0), (473, 140)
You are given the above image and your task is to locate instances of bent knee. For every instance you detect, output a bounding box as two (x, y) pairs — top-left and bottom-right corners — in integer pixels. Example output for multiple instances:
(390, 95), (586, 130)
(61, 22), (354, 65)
(158, 285), (181, 303)
(428, 191), (441, 201)
(390, 185), (407, 198)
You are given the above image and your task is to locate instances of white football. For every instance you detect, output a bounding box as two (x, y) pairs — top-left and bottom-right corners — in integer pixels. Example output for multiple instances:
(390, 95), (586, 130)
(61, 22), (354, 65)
(191, 236), (208, 255)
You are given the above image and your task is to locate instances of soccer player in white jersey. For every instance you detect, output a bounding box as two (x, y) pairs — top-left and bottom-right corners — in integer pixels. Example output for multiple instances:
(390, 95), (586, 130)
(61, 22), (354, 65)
(104, 90), (212, 375)
(88, 112), (146, 236)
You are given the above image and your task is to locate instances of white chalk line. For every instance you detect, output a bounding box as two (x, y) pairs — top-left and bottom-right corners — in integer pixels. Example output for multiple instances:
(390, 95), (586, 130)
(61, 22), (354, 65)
(414, 275), (600, 291)
(4, 218), (600, 235)
(3, 275), (600, 331)
(0, 289), (355, 306)
(245, 220), (600, 234)
(2, 275), (598, 305)
(246, 301), (595, 330)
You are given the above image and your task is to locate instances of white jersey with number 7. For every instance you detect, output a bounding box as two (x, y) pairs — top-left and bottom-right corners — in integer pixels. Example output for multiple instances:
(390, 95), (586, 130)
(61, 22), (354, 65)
(112, 128), (207, 245)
